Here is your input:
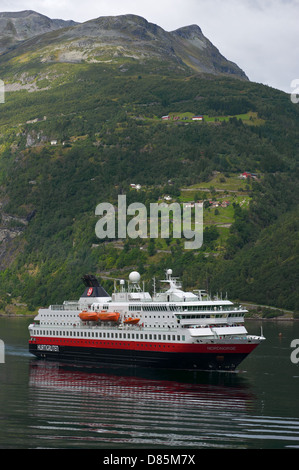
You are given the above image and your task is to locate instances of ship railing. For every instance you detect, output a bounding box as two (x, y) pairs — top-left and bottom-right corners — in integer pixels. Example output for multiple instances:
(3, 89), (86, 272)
(194, 336), (250, 343)
(50, 304), (80, 311)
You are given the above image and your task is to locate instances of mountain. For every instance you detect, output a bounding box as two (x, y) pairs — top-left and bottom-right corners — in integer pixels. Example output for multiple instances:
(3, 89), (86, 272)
(0, 12), (247, 79)
(0, 12), (298, 314)
(171, 24), (247, 78)
(0, 10), (77, 55)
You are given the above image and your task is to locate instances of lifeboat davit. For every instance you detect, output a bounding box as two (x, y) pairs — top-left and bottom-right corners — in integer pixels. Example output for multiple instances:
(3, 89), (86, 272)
(124, 317), (140, 325)
(79, 311), (98, 322)
(97, 311), (120, 322)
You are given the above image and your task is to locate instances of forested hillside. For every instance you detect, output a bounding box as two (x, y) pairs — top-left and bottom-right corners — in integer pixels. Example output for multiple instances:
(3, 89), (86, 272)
(0, 14), (298, 314)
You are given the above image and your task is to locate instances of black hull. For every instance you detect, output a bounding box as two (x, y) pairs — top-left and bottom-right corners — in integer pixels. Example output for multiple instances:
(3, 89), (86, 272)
(29, 343), (250, 371)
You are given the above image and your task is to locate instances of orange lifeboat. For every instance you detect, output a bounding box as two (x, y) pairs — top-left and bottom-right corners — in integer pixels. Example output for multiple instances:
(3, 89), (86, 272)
(97, 311), (120, 322)
(123, 317), (140, 325)
(79, 311), (99, 322)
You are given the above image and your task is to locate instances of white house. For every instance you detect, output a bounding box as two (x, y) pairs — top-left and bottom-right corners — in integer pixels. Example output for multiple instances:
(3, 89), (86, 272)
(192, 116), (203, 121)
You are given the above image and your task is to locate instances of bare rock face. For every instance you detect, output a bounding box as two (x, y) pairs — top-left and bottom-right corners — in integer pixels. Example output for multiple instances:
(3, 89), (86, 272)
(170, 24), (248, 78)
(49, 14), (248, 78)
(0, 10), (77, 54)
(0, 11), (248, 80)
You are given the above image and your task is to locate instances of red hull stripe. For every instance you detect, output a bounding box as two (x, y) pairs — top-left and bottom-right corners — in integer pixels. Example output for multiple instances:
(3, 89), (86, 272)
(29, 336), (258, 354)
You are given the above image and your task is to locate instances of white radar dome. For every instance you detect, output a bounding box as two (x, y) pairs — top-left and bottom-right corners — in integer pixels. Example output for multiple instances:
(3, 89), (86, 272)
(166, 269), (173, 276)
(129, 271), (141, 283)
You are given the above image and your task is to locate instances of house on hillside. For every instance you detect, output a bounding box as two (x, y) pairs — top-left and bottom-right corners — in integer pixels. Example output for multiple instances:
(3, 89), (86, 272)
(240, 171), (251, 179)
(50, 140), (57, 145)
(130, 183), (141, 190)
(221, 200), (230, 208)
(192, 115), (203, 121)
(240, 172), (259, 181)
(162, 115), (170, 120)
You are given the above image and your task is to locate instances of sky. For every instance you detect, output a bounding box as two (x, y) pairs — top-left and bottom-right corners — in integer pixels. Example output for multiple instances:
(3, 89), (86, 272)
(0, 0), (298, 93)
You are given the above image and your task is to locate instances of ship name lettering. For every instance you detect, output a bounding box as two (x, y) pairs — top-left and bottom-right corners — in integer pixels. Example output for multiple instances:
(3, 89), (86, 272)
(207, 346), (236, 351)
(37, 345), (59, 352)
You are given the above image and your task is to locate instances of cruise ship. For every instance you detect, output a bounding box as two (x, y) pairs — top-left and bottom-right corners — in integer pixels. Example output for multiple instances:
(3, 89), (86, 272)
(28, 269), (265, 371)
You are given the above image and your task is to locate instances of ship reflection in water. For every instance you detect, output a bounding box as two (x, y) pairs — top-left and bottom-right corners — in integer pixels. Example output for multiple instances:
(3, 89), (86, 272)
(28, 360), (256, 448)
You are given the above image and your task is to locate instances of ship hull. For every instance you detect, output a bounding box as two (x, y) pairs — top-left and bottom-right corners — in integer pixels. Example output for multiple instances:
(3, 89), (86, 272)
(29, 339), (259, 371)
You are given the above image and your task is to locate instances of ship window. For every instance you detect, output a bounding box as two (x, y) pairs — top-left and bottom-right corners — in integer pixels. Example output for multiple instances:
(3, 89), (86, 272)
(140, 334), (143, 340)
(145, 334), (148, 340)
(168, 335), (171, 341)
(182, 336), (185, 341)
(123, 333), (126, 339)
(177, 335), (180, 341)
(163, 335), (166, 340)
(172, 335), (175, 341)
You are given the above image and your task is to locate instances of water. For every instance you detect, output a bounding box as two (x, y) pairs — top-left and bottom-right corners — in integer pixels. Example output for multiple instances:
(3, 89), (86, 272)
(0, 316), (299, 449)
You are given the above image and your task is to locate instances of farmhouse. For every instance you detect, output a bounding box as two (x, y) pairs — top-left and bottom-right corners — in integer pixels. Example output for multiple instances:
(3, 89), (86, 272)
(221, 201), (230, 208)
(192, 115), (203, 121)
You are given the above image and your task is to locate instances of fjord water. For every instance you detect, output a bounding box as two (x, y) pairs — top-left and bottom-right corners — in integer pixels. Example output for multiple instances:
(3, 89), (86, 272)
(0, 316), (299, 449)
